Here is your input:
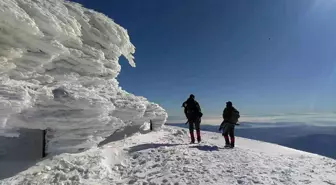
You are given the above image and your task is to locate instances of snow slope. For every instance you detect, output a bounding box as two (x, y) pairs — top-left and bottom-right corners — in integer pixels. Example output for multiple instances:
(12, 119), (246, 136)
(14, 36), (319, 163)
(1, 126), (335, 185)
(0, 0), (167, 154)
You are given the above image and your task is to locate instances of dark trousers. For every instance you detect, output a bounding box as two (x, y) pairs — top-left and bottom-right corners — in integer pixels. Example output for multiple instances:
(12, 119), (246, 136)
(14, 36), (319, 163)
(222, 123), (235, 146)
(187, 113), (201, 142)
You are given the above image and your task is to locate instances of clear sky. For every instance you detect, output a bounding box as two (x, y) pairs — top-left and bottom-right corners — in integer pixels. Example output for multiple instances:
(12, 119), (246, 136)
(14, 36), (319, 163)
(72, 0), (336, 121)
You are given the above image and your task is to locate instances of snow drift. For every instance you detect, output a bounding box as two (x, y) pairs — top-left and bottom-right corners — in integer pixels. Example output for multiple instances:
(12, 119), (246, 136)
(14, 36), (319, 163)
(1, 126), (335, 184)
(0, 0), (167, 154)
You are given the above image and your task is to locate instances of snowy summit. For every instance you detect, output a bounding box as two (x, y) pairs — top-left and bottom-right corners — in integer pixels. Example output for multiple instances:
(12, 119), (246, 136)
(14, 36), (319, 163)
(0, 0), (167, 154)
(0, 0), (336, 185)
(1, 126), (336, 184)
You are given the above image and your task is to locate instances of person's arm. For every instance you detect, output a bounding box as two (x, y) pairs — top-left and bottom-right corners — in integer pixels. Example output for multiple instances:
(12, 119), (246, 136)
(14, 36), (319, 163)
(196, 101), (202, 113)
(219, 120), (225, 131)
(182, 101), (187, 117)
(233, 107), (240, 118)
(222, 108), (227, 120)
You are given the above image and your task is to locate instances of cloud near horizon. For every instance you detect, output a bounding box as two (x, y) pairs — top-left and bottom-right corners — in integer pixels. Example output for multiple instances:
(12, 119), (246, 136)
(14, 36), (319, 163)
(167, 113), (336, 126)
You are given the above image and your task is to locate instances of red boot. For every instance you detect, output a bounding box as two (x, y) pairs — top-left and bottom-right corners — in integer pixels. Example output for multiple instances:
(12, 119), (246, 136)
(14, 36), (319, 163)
(230, 137), (235, 148)
(224, 135), (230, 148)
(196, 130), (201, 143)
(190, 131), (195, 143)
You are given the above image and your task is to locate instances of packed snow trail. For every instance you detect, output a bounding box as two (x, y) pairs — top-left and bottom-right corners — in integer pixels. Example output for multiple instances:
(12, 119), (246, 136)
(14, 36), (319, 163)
(1, 126), (335, 185)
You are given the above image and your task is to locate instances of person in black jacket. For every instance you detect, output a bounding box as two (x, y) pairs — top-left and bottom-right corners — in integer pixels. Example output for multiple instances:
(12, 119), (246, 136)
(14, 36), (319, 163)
(219, 101), (240, 148)
(182, 94), (203, 143)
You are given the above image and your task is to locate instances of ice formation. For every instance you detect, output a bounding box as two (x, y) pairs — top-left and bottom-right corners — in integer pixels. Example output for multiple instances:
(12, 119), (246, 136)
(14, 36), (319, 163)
(0, 0), (167, 154)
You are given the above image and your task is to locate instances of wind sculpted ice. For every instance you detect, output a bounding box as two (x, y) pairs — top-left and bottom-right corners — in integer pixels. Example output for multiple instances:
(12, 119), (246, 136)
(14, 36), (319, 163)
(0, 0), (167, 154)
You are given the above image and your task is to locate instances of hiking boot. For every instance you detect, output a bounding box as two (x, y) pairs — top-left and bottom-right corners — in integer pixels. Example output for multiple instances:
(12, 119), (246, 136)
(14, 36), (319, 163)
(230, 143), (235, 148)
(190, 132), (195, 142)
(224, 144), (231, 148)
(230, 137), (235, 148)
(196, 130), (201, 143)
(190, 140), (195, 144)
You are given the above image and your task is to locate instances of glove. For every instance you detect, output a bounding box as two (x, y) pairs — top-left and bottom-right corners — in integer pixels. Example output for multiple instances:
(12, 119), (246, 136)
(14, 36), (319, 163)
(218, 127), (222, 131)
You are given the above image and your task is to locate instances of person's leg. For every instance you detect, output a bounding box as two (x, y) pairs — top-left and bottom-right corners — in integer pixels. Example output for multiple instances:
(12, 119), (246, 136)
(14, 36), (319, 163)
(228, 125), (235, 148)
(195, 117), (201, 143)
(188, 118), (195, 143)
(222, 123), (230, 146)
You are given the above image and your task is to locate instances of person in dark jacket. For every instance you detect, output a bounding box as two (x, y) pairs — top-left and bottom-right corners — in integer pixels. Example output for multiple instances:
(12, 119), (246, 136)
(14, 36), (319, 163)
(182, 94), (203, 143)
(219, 101), (240, 148)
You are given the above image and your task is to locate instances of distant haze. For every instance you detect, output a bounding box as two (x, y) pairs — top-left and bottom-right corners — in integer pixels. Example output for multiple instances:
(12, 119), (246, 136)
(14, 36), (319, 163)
(167, 112), (336, 126)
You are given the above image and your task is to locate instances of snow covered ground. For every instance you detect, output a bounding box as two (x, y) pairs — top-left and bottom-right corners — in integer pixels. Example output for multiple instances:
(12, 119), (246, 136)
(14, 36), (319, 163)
(1, 126), (335, 185)
(0, 0), (167, 155)
(168, 123), (336, 159)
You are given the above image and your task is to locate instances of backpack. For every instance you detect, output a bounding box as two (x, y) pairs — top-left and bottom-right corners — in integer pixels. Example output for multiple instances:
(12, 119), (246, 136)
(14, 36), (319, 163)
(230, 109), (240, 124)
(185, 99), (199, 113)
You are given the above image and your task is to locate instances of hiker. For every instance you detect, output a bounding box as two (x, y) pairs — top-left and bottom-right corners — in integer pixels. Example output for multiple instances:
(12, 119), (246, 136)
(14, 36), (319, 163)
(182, 94), (203, 143)
(219, 101), (240, 148)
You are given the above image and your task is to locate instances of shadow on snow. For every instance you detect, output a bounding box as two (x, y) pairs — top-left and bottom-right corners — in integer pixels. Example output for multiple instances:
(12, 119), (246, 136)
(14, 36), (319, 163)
(189, 145), (219, 151)
(127, 143), (185, 153)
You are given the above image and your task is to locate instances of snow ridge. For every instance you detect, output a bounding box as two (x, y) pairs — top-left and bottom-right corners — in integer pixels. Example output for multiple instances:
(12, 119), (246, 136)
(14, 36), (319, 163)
(0, 0), (167, 154)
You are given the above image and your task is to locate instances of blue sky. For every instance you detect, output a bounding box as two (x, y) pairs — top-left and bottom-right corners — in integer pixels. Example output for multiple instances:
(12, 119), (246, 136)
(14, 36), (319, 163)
(72, 0), (336, 122)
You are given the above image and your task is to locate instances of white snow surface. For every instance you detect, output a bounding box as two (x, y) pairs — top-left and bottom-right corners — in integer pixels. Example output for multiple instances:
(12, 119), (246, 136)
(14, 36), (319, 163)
(1, 126), (335, 185)
(0, 0), (167, 154)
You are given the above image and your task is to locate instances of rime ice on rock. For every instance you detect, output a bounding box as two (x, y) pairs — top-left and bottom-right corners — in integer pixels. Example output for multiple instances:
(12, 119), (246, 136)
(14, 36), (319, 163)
(0, 0), (167, 154)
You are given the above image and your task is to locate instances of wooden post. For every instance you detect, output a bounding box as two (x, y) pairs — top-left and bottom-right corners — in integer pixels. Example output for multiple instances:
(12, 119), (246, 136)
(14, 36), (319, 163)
(42, 129), (46, 158)
(150, 120), (153, 131)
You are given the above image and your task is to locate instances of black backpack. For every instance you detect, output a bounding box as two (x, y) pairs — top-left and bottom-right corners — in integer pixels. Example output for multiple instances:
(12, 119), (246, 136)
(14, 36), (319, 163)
(185, 99), (199, 112)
